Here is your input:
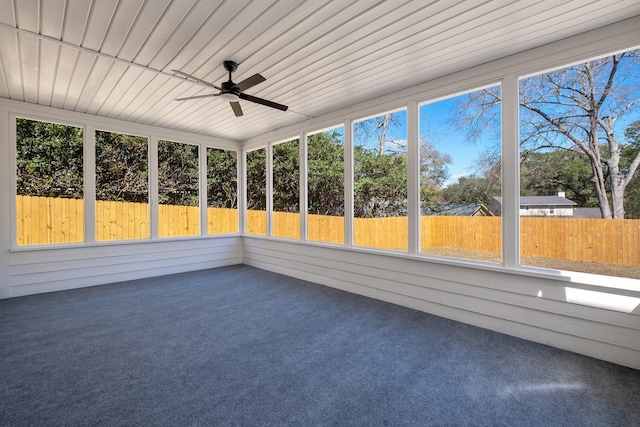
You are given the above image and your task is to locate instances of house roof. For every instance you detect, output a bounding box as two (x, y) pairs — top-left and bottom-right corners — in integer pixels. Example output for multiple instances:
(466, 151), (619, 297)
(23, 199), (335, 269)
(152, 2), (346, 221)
(424, 204), (493, 216)
(492, 196), (577, 207)
(1, 2), (638, 142)
(574, 207), (603, 218)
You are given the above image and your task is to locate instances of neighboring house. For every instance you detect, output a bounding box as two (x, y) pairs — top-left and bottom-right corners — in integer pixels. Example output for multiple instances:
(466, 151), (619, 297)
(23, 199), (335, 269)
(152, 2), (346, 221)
(490, 192), (577, 216)
(423, 203), (494, 216)
(574, 207), (603, 218)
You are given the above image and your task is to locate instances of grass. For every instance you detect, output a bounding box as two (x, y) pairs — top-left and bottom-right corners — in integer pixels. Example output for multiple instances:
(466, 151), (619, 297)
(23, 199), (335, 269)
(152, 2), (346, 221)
(421, 247), (640, 280)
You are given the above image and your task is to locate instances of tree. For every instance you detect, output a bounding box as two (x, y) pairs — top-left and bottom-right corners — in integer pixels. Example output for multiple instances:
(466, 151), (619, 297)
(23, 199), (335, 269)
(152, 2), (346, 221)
(95, 131), (148, 203)
(354, 146), (407, 217)
(419, 138), (451, 209)
(157, 140), (199, 206)
(16, 118), (84, 198)
(273, 139), (300, 213)
(207, 148), (237, 209)
(246, 148), (266, 210)
(458, 50), (640, 218)
(520, 149), (598, 207)
(354, 112), (405, 155)
(623, 120), (640, 218)
(442, 175), (500, 206)
(308, 131), (344, 216)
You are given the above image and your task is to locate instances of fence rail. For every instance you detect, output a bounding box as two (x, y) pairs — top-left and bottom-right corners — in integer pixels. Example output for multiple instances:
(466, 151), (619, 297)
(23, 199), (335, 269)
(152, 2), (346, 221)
(16, 196), (640, 266)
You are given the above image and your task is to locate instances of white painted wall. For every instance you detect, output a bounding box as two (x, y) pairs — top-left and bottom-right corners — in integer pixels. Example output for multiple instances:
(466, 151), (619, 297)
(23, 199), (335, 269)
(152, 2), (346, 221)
(520, 206), (574, 216)
(0, 99), (242, 298)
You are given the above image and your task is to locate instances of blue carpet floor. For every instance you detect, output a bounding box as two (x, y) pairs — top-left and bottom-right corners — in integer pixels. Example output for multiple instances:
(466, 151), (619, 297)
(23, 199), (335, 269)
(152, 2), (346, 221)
(1, 265), (639, 426)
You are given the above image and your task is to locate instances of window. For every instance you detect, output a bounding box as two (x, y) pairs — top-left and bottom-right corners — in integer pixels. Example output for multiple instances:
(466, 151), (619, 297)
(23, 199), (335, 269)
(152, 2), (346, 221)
(419, 86), (502, 263)
(519, 48), (640, 279)
(16, 118), (84, 245)
(157, 140), (199, 237)
(207, 148), (238, 234)
(95, 130), (149, 241)
(272, 138), (300, 239)
(353, 109), (408, 251)
(307, 127), (345, 244)
(246, 148), (267, 235)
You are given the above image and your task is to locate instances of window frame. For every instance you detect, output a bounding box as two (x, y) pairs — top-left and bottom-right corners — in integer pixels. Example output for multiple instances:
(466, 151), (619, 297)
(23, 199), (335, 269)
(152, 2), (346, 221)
(11, 114), (87, 248)
(10, 113), (242, 250)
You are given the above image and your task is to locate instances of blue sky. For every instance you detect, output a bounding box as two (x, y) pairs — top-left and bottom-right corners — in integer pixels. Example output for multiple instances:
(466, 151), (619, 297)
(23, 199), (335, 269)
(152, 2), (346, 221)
(419, 97), (497, 186)
(354, 95), (499, 187)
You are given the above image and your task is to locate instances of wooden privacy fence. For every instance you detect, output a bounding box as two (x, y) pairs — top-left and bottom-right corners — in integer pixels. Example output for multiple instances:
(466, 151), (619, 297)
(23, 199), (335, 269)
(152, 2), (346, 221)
(16, 195), (237, 245)
(249, 212), (640, 266)
(16, 196), (640, 266)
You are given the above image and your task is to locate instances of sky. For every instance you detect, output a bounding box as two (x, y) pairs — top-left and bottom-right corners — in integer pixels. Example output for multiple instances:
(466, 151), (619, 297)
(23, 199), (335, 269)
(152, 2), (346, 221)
(353, 95), (499, 187)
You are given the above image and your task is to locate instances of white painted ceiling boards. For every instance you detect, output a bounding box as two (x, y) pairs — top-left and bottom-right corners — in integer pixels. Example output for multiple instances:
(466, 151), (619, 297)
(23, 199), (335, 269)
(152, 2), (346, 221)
(1, 0), (639, 141)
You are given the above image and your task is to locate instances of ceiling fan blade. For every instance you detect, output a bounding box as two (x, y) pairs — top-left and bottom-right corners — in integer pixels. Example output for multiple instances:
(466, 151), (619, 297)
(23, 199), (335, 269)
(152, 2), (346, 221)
(172, 69), (222, 90)
(239, 93), (288, 112)
(175, 93), (220, 101)
(235, 73), (266, 91)
(230, 101), (243, 117)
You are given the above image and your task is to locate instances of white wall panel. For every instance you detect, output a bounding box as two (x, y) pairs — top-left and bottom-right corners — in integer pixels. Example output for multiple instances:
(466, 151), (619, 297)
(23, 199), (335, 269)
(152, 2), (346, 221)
(8, 237), (240, 298)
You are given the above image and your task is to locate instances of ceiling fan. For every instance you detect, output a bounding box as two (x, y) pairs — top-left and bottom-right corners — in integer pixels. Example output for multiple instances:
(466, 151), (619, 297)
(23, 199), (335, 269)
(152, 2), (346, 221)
(173, 60), (288, 117)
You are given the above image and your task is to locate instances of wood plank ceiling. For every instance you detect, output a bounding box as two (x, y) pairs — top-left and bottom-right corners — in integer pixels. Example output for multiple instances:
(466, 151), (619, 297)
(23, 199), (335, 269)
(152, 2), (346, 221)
(0, 0), (639, 142)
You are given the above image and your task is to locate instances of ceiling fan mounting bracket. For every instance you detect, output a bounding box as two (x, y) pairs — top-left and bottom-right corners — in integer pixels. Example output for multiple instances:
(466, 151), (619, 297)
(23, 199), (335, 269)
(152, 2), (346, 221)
(223, 60), (238, 73)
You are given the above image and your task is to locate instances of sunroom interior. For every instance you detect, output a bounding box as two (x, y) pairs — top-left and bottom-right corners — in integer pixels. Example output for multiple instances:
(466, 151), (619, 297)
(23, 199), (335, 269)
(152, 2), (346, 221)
(1, 0), (640, 385)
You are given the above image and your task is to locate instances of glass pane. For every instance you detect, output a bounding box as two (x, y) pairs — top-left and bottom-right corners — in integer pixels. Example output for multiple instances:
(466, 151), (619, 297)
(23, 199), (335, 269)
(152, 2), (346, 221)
(95, 130), (149, 241)
(158, 140), (199, 237)
(308, 127), (344, 244)
(353, 110), (408, 251)
(246, 148), (267, 235)
(207, 148), (238, 234)
(272, 139), (299, 239)
(16, 118), (84, 245)
(519, 49), (640, 279)
(420, 86), (502, 263)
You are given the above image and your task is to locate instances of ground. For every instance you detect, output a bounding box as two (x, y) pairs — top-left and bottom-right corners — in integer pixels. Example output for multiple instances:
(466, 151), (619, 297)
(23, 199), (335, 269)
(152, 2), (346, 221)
(422, 248), (640, 279)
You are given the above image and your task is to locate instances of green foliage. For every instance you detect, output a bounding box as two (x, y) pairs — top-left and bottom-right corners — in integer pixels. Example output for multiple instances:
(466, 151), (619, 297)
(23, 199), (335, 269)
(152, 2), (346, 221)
(158, 140), (199, 206)
(16, 118), (84, 198)
(308, 131), (344, 216)
(273, 140), (300, 213)
(354, 146), (407, 218)
(520, 150), (598, 207)
(420, 139), (451, 209)
(207, 148), (237, 208)
(95, 130), (148, 203)
(442, 176), (500, 206)
(623, 121), (640, 218)
(246, 148), (266, 210)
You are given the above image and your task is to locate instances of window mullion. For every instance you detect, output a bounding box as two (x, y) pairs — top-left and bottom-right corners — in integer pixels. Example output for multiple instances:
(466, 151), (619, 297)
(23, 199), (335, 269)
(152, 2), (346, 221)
(501, 75), (520, 269)
(149, 137), (159, 240)
(84, 125), (96, 244)
(199, 144), (207, 236)
(300, 132), (308, 241)
(407, 101), (419, 256)
(344, 120), (354, 247)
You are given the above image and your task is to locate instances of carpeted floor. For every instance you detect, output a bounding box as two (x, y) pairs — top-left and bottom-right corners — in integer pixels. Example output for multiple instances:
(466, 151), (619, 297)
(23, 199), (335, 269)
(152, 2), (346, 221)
(1, 265), (639, 426)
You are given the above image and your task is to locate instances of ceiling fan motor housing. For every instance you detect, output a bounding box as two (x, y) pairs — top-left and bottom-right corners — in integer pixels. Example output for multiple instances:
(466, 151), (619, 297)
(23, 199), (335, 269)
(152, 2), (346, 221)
(221, 80), (240, 94)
